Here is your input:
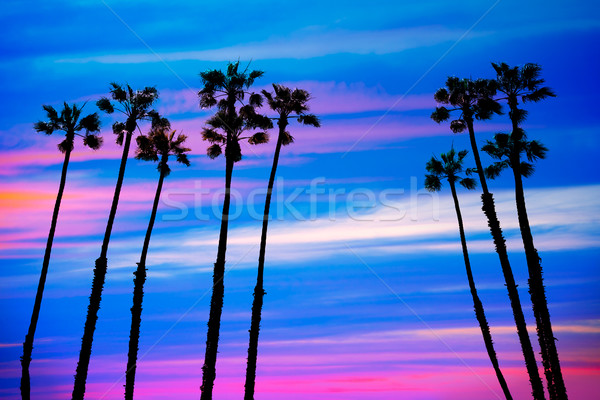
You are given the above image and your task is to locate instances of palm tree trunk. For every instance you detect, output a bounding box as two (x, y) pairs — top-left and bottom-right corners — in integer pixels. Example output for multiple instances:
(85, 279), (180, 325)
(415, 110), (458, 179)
(72, 131), (133, 400)
(466, 119), (546, 400)
(200, 153), (234, 400)
(21, 144), (72, 400)
(244, 126), (285, 400)
(509, 109), (567, 400)
(450, 181), (513, 400)
(124, 158), (167, 400)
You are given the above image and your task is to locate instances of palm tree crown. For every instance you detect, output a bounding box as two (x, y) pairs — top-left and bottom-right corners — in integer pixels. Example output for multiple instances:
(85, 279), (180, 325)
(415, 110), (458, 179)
(425, 147), (477, 192)
(482, 133), (548, 179)
(96, 83), (162, 143)
(431, 77), (501, 132)
(262, 84), (321, 141)
(199, 61), (272, 161)
(136, 123), (191, 174)
(34, 102), (102, 152)
(492, 62), (556, 126)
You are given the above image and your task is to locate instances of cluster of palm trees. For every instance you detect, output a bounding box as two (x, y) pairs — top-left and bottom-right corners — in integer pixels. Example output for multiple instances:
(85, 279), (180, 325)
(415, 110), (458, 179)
(426, 62), (566, 400)
(20, 61), (319, 400)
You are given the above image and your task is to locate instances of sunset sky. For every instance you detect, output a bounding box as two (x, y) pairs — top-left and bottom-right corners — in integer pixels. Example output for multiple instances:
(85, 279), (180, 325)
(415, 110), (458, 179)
(1, 1), (599, 399)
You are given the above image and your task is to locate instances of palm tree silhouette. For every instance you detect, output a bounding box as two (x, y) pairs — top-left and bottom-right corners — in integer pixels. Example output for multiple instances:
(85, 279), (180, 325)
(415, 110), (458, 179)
(21, 103), (102, 400)
(425, 147), (513, 400)
(432, 77), (546, 400)
(197, 61), (272, 400)
(243, 84), (320, 400)
(71, 83), (160, 400)
(485, 61), (565, 400)
(124, 121), (190, 400)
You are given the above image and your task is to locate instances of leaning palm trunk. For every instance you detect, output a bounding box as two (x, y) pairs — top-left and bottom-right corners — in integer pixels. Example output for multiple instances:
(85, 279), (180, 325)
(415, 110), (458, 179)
(72, 131), (133, 400)
(200, 154), (234, 400)
(124, 157), (166, 400)
(466, 119), (546, 400)
(509, 115), (567, 400)
(449, 180), (513, 400)
(244, 126), (285, 400)
(21, 143), (72, 400)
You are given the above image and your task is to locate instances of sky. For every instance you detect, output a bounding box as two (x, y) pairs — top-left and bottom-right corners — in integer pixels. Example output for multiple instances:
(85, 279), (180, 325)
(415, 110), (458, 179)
(1, 1), (599, 399)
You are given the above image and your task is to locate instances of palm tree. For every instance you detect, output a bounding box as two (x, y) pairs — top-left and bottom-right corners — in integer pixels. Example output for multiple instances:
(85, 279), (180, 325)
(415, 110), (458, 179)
(124, 122), (190, 400)
(243, 84), (320, 400)
(20, 103), (102, 400)
(488, 62), (566, 400)
(432, 77), (546, 400)
(425, 147), (513, 400)
(71, 83), (160, 400)
(197, 61), (272, 400)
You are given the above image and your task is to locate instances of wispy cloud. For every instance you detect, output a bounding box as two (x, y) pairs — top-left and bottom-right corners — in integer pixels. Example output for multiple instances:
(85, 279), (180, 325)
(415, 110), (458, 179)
(56, 26), (471, 64)
(157, 81), (435, 117)
(16, 184), (591, 275)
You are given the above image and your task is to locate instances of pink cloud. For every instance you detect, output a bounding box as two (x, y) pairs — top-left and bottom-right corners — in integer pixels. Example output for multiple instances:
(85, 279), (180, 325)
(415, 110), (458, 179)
(156, 81), (436, 117)
(10, 360), (598, 400)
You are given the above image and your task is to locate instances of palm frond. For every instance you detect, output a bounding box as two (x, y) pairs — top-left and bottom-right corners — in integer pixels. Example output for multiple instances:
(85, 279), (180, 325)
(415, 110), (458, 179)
(431, 107), (450, 123)
(176, 152), (191, 167)
(249, 93), (263, 108)
(135, 134), (158, 162)
(83, 134), (103, 150)
(201, 128), (226, 144)
(207, 144), (222, 159)
(112, 122), (126, 146)
(109, 83), (127, 101)
(297, 114), (320, 127)
(449, 119), (467, 133)
(77, 113), (101, 133)
(424, 174), (442, 192)
(281, 131), (294, 146)
(520, 161), (535, 177)
(524, 139), (548, 161)
(433, 88), (449, 104)
(58, 138), (74, 154)
(522, 86), (556, 102)
(96, 97), (114, 114)
(425, 157), (444, 175)
(484, 161), (509, 179)
(34, 121), (55, 135)
(248, 131), (269, 145)
(475, 97), (502, 120)
(42, 105), (59, 121)
(459, 177), (477, 190)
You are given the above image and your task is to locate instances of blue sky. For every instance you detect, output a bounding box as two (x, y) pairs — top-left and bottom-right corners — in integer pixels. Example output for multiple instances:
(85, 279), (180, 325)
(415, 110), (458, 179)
(1, 1), (599, 399)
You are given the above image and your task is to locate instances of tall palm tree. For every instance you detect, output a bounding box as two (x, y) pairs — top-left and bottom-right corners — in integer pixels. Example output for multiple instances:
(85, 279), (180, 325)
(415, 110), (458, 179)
(71, 84), (160, 400)
(425, 147), (513, 400)
(431, 77), (546, 400)
(197, 61), (272, 400)
(124, 122), (190, 400)
(21, 103), (102, 400)
(487, 62), (566, 400)
(243, 84), (320, 400)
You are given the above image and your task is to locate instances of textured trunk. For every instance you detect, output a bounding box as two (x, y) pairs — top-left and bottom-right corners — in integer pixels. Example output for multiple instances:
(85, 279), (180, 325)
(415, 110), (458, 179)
(508, 101), (567, 400)
(21, 141), (73, 400)
(450, 181), (513, 400)
(465, 117), (546, 400)
(72, 130), (133, 400)
(200, 146), (234, 400)
(244, 122), (285, 400)
(124, 157), (166, 400)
